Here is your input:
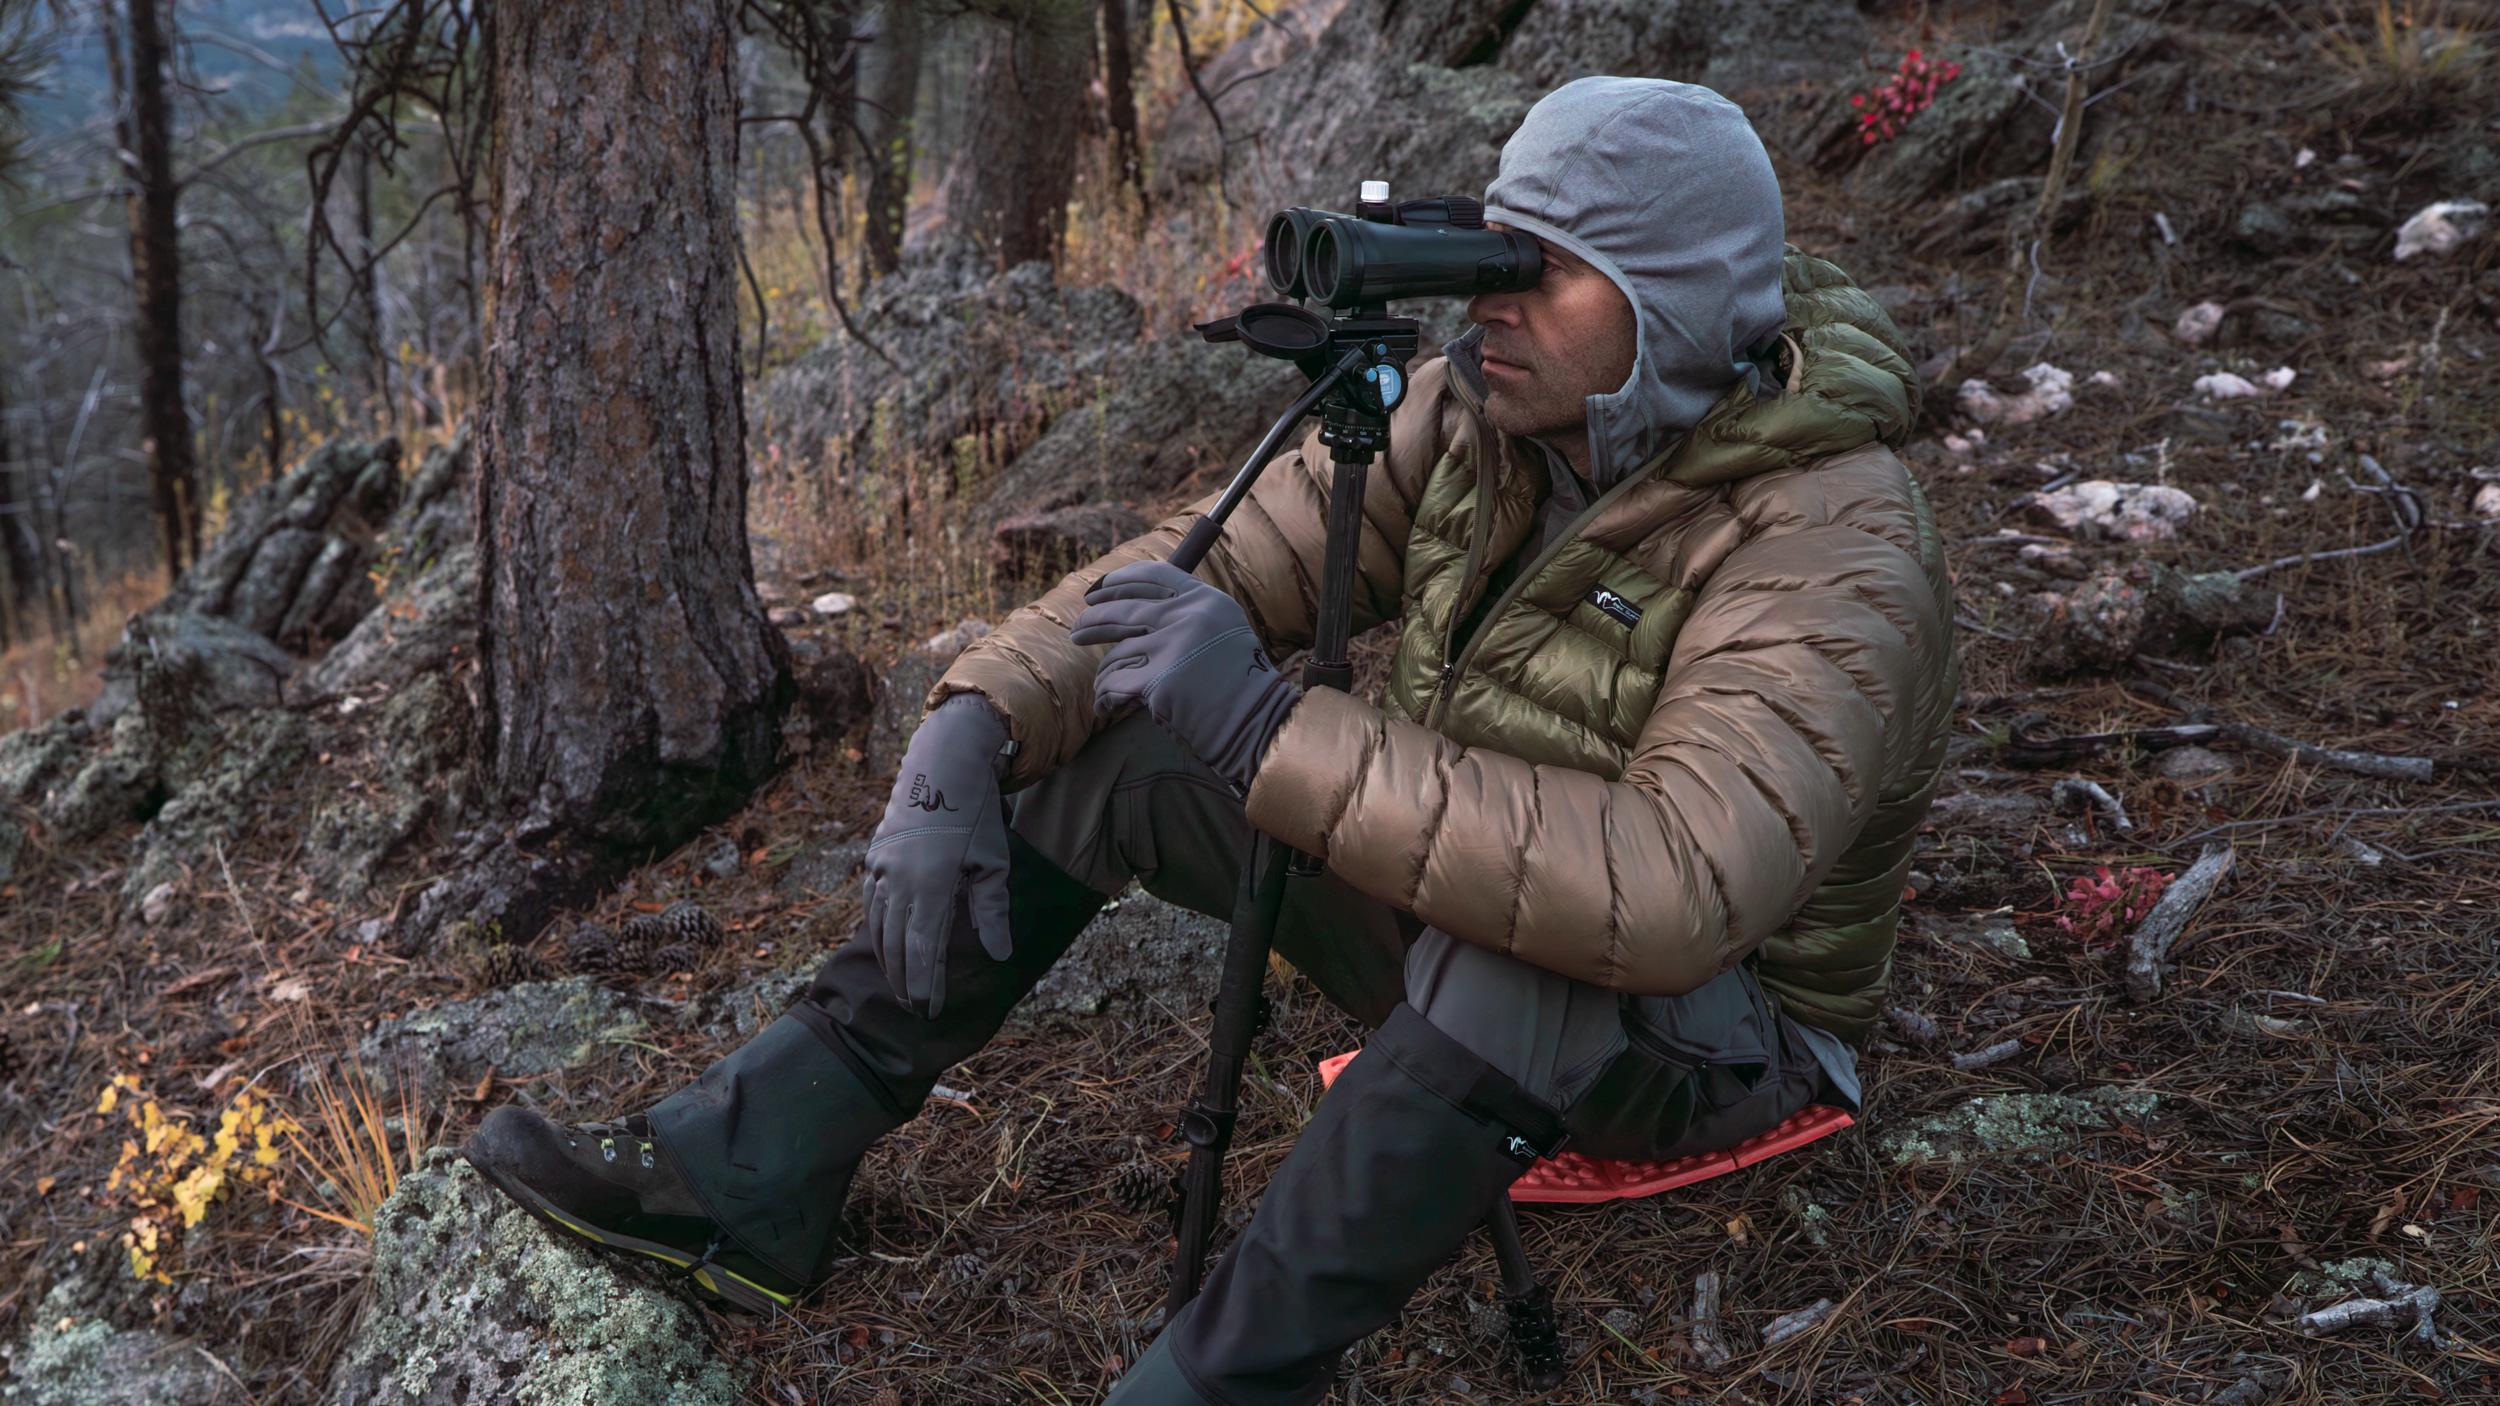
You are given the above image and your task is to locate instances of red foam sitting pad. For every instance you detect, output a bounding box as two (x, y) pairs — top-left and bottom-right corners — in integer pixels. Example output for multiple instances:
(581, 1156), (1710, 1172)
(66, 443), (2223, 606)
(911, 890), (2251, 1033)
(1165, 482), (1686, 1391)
(1314, 1048), (1856, 1206)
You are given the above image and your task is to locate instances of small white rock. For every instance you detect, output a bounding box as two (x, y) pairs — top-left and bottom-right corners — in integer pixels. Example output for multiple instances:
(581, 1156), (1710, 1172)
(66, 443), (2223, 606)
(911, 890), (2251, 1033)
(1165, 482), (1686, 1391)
(810, 591), (857, 617)
(2027, 480), (2201, 543)
(1957, 363), (2075, 427)
(2088, 370), (2122, 388)
(2261, 366), (2298, 392)
(2301, 478), (2324, 502)
(141, 881), (179, 926)
(2194, 371), (2265, 400)
(2474, 483), (2500, 521)
(2393, 199), (2490, 261)
(2173, 301), (2227, 346)
(2294, 147), (2316, 169)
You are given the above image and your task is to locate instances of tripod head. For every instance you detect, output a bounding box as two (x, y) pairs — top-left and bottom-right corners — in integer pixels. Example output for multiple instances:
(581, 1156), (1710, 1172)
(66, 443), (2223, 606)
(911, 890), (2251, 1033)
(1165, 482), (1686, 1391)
(1174, 180), (1545, 571)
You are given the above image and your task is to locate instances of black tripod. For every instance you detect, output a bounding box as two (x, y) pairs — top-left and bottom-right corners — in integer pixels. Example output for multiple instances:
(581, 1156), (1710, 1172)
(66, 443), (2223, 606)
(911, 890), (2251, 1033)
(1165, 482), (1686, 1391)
(1152, 300), (1568, 1390)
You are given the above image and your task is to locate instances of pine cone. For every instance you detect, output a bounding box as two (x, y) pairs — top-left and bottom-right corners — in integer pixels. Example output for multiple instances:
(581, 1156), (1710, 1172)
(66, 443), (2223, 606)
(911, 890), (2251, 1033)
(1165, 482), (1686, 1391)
(1021, 1143), (1095, 1201)
(648, 941), (700, 976)
(477, 945), (547, 987)
(614, 914), (670, 971)
(564, 923), (626, 975)
(941, 1251), (988, 1288)
(661, 900), (726, 950)
(1110, 1158), (1172, 1216)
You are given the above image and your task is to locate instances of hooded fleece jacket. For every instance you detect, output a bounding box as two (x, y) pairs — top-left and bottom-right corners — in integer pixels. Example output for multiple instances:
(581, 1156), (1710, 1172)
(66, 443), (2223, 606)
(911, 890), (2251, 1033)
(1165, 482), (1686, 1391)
(926, 77), (1959, 1048)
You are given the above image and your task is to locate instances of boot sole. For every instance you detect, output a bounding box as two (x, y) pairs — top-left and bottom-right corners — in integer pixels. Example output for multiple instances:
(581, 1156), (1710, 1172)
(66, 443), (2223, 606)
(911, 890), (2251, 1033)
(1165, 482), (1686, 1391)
(459, 1148), (798, 1317)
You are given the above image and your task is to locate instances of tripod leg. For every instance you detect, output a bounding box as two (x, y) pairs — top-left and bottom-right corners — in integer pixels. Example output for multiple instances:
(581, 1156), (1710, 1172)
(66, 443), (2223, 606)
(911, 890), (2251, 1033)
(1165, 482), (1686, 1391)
(1487, 1197), (1567, 1390)
(1165, 829), (1293, 1316)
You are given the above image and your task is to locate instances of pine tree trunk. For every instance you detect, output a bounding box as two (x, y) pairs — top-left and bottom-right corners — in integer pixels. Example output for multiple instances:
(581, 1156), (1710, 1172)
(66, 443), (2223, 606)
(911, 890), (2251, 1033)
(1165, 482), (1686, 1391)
(112, 0), (198, 575)
(1099, 0), (1145, 212)
(476, 0), (791, 866)
(942, 0), (1094, 269)
(860, 0), (925, 278)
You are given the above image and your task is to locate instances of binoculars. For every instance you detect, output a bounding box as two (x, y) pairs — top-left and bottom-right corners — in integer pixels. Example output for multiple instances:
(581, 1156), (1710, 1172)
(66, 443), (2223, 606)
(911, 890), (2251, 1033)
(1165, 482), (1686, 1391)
(1262, 181), (1543, 308)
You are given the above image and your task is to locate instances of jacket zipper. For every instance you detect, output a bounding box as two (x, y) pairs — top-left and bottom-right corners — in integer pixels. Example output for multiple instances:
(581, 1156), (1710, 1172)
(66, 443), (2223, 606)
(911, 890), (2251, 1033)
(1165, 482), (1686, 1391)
(1427, 364), (1665, 731)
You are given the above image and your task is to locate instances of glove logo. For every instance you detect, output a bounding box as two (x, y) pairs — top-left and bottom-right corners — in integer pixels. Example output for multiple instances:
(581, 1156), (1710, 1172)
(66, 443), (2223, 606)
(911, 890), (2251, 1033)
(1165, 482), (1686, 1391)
(906, 772), (958, 813)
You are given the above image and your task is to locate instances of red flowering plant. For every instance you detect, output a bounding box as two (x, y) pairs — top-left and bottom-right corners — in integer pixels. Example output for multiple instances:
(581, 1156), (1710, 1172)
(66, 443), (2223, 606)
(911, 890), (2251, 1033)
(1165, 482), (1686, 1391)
(2055, 865), (2173, 950)
(1851, 49), (1963, 146)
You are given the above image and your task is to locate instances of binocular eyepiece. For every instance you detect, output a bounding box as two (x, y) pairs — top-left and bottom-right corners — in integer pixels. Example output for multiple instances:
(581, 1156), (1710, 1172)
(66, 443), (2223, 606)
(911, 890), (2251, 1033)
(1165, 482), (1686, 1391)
(1263, 182), (1542, 308)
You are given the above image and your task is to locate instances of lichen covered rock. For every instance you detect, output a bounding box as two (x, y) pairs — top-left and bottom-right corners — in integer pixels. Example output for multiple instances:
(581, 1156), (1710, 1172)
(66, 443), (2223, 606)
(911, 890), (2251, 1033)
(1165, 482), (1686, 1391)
(360, 978), (646, 1097)
(320, 1148), (745, 1405)
(1012, 885), (1229, 1028)
(1878, 1087), (2161, 1167)
(0, 1279), (233, 1405)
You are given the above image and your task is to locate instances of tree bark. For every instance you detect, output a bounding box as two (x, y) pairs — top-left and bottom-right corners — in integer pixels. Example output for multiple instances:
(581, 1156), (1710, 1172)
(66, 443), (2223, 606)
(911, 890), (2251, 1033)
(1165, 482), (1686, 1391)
(477, 1), (791, 868)
(941, 0), (1094, 269)
(1099, 0), (1145, 213)
(859, 0), (926, 278)
(109, 0), (199, 575)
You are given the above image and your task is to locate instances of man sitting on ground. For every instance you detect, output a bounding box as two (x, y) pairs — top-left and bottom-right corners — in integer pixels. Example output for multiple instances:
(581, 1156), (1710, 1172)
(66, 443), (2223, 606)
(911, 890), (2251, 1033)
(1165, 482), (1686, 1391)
(465, 74), (1956, 1405)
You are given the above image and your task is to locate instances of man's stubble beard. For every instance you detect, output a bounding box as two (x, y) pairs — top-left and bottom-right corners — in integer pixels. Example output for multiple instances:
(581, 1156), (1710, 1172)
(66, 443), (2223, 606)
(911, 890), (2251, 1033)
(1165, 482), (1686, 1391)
(1480, 375), (1586, 442)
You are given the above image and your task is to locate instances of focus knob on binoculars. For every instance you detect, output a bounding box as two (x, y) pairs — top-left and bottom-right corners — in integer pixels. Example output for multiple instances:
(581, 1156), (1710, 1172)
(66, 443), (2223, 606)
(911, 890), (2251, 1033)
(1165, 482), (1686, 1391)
(1263, 182), (1538, 308)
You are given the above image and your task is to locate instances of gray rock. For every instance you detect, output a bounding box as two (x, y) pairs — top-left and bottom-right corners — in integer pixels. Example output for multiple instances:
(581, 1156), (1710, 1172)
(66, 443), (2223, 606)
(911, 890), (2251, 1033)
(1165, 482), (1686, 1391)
(0, 1281), (232, 1406)
(2233, 201), (2297, 256)
(1012, 886), (1229, 1027)
(2153, 745), (2234, 791)
(864, 651), (951, 782)
(759, 253), (1141, 492)
(2024, 564), (2277, 676)
(685, 949), (825, 1043)
(320, 1148), (745, 1405)
(304, 672), (476, 903)
(119, 709), (315, 906)
(302, 429), (478, 699)
(360, 978), (646, 1098)
(300, 542), (478, 699)
(988, 503), (1150, 583)
(776, 836), (869, 900)
(1925, 790), (2046, 838)
(1923, 913), (2032, 960)
(968, 341), (1303, 535)
(1878, 1087), (2161, 1167)
(38, 713), (161, 846)
(89, 611), (302, 729)
(786, 633), (873, 741)
(0, 712), (94, 803)
(112, 438), (406, 683)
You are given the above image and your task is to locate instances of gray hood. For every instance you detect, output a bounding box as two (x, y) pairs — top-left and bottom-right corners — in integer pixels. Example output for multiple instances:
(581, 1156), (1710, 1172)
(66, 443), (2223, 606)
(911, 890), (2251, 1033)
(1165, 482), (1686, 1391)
(1443, 77), (1789, 492)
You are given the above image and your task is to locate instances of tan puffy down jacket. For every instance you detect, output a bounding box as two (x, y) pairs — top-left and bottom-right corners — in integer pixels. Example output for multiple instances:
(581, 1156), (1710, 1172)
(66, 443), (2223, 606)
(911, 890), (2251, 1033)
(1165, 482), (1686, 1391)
(928, 251), (1958, 1046)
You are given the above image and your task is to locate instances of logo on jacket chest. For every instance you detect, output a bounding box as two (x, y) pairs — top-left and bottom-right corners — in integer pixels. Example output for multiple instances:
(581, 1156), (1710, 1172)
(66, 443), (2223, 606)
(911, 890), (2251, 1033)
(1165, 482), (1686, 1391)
(1586, 586), (1643, 630)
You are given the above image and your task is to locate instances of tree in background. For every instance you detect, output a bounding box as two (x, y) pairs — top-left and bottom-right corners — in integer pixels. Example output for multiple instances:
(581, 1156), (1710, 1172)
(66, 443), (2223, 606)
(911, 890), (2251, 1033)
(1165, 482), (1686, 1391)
(101, 0), (198, 575)
(469, 0), (792, 936)
(940, 0), (1096, 269)
(857, 0), (926, 280)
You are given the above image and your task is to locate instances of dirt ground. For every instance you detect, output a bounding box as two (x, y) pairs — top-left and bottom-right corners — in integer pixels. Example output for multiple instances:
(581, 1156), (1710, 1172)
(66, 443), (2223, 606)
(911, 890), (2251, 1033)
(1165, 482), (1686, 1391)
(3, 7), (2497, 1405)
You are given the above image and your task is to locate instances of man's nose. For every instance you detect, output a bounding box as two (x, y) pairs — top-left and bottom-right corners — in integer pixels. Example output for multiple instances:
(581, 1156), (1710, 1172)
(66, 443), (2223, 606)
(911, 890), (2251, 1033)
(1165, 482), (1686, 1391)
(1465, 289), (1521, 327)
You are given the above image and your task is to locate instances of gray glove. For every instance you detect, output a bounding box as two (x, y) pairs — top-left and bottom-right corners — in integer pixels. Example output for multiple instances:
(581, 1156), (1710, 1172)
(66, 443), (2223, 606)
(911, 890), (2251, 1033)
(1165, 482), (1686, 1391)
(1068, 560), (1301, 796)
(861, 693), (1018, 1018)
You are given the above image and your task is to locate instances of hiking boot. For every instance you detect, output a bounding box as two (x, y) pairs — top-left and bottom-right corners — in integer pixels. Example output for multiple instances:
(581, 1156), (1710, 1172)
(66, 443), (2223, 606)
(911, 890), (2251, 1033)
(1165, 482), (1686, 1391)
(462, 1105), (805, 1315)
